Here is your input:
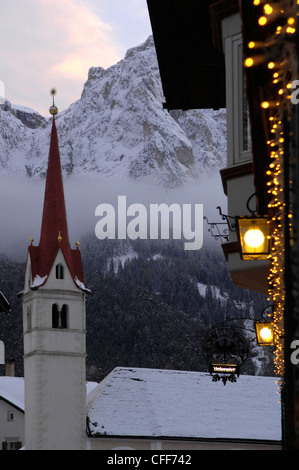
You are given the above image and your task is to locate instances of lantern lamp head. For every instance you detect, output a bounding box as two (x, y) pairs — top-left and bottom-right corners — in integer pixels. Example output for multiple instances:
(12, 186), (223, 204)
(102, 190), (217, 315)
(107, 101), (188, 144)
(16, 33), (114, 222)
(255, 321), (275, 346)
(237, 215), (271, 260)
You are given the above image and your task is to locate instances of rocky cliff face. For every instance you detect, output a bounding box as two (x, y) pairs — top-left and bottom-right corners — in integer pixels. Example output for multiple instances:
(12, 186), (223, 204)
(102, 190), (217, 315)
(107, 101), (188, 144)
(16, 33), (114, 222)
(0, 36), (226, 187)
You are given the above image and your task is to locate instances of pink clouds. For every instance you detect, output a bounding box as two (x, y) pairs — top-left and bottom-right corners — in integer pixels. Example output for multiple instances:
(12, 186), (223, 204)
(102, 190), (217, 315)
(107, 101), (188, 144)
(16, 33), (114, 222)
(0, 0), (152, 116)
(38, 0), (121, 80)
(0, 0), (123, 115)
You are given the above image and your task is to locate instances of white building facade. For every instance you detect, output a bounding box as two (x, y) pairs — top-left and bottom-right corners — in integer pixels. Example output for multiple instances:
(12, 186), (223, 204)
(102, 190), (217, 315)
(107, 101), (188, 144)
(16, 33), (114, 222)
(0, 377), (24, 450)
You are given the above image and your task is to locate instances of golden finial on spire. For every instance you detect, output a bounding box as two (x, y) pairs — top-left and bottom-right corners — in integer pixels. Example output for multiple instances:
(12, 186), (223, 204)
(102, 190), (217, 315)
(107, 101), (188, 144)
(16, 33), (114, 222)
(58, 231), (62, 242)
(30, 236), (34, 246)
(49, 88), (58, 116)
(75, 239), (80, 249)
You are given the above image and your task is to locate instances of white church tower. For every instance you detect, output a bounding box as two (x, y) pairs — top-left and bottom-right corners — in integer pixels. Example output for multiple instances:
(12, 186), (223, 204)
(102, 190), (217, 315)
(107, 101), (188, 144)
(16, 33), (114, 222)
(22, 91), (88, 450)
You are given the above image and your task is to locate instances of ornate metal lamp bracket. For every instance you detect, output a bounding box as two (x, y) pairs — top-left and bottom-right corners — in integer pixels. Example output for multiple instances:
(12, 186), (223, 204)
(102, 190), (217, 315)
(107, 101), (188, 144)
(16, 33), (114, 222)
(204, 206), (237, 242)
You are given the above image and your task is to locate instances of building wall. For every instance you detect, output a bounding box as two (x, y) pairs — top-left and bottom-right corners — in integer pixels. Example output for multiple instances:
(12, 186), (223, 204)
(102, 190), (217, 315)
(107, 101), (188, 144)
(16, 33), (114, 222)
(23, 251), (86, 450)
(220, 12), (269, 294)
(87, 437), (281, 451)
(0, 400), (24, 450)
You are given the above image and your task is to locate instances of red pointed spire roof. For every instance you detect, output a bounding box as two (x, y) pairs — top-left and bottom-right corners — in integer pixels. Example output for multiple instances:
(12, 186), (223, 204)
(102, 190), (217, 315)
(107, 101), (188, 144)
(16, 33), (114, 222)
(28, 116), (86, 291)
(40, 116), (69, 257)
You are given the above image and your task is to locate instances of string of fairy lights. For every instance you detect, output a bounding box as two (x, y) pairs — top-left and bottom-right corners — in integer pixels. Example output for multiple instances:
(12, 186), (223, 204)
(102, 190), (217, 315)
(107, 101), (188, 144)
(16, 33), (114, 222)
(244, 0), (298, 381)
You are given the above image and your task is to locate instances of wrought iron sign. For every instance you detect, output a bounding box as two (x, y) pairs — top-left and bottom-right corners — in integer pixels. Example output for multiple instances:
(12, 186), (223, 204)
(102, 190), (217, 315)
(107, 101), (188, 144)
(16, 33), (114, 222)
(202, 325), (249, 385)
(202, 305), (274, 384)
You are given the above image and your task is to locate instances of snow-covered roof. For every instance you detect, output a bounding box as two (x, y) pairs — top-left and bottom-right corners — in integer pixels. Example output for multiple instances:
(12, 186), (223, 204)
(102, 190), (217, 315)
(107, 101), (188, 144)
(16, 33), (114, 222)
(0, 377), (98, 412)
(87, 367), (282, 442)
(0, 290), (10, 313)
(0, 377), (24, 411)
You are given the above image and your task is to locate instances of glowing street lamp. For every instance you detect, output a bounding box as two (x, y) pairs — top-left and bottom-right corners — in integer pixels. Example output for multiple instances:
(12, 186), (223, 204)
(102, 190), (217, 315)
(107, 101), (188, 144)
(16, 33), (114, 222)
(237, 215), (271, 260)
(255, 321), (275, 346)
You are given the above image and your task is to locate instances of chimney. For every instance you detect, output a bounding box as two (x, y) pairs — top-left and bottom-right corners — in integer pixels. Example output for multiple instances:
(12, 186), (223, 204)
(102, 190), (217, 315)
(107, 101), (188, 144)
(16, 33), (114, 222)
(5, 359), (15, 377)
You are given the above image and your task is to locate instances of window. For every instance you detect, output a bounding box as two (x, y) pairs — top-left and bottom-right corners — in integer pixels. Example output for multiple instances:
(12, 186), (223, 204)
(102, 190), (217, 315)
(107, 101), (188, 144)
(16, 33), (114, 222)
(8, 441), (21, 450)
(28, 267), (31, 290)
(27, 306), (32, 331)
(0, 341), (4, 365)
(61, 304), (68, 329)
(2, 440), (22, 450)
(56, 263), (64, 279)
(242, 65), (251, 153)
(222, 14), (252, 166)
(52, 304), (68, 329)
(52, 304), (59, 328)
(7, 410), (14, 421)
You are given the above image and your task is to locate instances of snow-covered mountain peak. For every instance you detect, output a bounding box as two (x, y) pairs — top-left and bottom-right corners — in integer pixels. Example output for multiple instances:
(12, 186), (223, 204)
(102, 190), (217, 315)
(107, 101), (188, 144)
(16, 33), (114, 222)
(0, 36), (226, 187)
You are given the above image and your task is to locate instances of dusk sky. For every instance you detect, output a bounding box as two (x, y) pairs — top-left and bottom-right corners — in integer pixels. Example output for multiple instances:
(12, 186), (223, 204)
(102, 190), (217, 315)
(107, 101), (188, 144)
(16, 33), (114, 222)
(0, 0), (152, 116)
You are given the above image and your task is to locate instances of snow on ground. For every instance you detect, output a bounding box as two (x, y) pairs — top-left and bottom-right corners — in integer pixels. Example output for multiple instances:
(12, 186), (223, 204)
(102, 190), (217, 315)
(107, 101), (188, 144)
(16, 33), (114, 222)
(197, 282), (255, 312)
(11, 103), (42, 115)
(107, 251), (139, 273)
(197, 282), (228, 304)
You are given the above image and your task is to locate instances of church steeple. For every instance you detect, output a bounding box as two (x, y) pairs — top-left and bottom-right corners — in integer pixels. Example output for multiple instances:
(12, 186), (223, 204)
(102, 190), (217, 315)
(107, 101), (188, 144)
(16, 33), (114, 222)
(28, 90), (86, 291)
(22, 90), (88, 450)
